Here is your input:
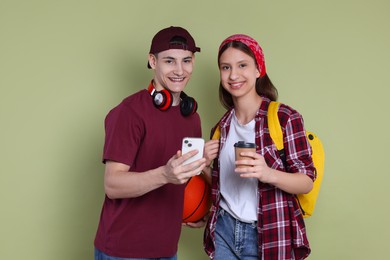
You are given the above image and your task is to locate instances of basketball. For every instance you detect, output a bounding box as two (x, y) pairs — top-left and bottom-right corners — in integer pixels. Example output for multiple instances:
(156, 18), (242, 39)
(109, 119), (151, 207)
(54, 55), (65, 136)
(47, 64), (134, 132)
(182, 174), (212, 223)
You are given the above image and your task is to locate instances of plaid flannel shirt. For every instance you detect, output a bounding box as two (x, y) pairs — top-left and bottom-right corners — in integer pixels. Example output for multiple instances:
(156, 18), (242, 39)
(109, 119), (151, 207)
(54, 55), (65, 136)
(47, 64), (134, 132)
(204, 97), (316, 260)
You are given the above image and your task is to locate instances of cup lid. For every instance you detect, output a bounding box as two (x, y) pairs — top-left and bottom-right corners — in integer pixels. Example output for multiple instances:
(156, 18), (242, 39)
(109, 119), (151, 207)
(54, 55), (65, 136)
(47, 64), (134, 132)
(234, 141), (256, 148)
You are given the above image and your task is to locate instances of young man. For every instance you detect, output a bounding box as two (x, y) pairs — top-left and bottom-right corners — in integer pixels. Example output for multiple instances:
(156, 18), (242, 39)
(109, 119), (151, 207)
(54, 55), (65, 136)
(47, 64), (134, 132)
(94, 26), (206, 260)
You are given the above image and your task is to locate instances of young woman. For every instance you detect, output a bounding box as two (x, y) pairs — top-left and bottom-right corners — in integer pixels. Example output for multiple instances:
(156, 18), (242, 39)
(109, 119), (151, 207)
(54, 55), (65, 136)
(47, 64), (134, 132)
(202, 34), (316, 260)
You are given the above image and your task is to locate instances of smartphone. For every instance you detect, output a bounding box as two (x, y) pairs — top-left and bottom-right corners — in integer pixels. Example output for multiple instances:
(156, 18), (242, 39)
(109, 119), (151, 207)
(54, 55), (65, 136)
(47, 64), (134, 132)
(181, 137), (205, 166)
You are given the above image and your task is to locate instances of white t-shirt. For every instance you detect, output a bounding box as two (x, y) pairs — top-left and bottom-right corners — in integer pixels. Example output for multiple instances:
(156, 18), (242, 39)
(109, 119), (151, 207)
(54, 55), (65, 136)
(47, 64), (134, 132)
(219, 111), (258, 223)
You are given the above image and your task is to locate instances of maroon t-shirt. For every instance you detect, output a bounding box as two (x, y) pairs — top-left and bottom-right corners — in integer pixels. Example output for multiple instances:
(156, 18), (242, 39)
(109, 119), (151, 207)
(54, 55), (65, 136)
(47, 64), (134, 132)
(94, 89), (202, 258)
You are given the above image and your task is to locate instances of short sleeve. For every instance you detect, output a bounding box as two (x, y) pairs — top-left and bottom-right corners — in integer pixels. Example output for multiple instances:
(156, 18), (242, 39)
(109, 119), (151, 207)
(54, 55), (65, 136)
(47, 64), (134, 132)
(102, 102), (145, 166)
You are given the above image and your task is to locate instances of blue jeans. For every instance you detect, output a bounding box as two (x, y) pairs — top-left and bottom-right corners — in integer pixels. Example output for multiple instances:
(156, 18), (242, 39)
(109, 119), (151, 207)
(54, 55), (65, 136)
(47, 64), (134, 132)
(94, 248), (177, 260)
(214, 209), (259, 259)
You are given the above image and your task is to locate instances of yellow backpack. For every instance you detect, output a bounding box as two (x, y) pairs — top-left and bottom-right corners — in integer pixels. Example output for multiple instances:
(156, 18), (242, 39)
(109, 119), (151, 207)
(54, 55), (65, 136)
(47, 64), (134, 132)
(268, 101), (324, 217)
(211, 101), (325, 218)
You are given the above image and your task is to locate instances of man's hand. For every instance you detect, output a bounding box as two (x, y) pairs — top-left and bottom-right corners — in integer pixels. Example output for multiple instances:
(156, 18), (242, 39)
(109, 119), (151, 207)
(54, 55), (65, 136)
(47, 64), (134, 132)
(163, 150), (206, 185)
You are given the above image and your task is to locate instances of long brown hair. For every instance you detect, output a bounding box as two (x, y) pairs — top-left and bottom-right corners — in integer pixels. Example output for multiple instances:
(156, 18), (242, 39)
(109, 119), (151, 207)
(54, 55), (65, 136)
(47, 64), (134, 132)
(218, 41), (278, 110)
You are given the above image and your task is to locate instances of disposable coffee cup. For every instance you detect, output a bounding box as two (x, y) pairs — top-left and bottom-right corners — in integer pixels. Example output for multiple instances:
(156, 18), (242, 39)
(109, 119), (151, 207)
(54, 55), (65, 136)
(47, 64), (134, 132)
(234, 141), (256, 168)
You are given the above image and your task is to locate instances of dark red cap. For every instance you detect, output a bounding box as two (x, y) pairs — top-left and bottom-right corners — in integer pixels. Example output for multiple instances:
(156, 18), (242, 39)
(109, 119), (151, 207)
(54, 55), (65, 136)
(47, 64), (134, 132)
(147, 26), (200, 68)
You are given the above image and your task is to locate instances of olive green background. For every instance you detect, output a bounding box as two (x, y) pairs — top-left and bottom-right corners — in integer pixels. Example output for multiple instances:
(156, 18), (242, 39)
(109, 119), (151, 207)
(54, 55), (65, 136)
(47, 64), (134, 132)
(1, 0), (389, 259)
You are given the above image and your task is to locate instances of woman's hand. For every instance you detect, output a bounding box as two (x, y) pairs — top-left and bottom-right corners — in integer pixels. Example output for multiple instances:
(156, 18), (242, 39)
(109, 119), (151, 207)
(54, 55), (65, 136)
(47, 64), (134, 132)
(235, 151), (313, 194)
(204, 139), (219, 166)
(235, 151), (273, 183)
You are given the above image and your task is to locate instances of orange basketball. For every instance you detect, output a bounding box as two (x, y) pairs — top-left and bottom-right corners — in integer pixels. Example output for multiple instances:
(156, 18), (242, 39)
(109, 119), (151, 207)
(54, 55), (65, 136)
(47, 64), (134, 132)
(182, 174), (212, 223)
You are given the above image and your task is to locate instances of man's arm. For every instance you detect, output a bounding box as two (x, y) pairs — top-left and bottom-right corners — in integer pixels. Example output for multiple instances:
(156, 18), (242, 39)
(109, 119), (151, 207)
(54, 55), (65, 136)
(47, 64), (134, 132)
(104, 150), (206, 199)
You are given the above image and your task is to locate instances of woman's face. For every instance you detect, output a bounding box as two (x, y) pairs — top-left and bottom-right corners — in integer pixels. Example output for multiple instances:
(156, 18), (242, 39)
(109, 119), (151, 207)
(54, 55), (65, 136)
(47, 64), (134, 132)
(218, 47), (260, 99)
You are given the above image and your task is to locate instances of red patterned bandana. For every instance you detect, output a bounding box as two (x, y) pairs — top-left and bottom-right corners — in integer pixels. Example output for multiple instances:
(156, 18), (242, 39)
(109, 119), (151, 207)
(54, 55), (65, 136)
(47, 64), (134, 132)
(219, 34), (266, 77)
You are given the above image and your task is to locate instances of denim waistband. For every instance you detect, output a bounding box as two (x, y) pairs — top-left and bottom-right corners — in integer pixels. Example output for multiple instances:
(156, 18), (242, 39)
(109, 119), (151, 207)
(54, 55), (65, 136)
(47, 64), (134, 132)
(218, 207), (257, 227)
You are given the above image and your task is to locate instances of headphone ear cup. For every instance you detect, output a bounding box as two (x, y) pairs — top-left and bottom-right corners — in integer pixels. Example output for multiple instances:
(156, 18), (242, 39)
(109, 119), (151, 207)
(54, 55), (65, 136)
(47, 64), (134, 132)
(180, 96), (197, 117)
(153, 89), (173, 111)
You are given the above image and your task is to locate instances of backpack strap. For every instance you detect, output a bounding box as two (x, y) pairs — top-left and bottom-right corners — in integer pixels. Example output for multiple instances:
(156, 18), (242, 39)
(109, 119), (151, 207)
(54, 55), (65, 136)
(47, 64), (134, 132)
(268, 101), (286, 161)
(268, 101), (283, 149)
(211, 125), (221, 140)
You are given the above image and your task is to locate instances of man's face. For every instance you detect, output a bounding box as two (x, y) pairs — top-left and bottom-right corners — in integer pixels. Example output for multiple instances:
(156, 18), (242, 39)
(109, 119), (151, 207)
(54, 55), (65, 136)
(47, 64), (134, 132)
(148, 49), (195, 94)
